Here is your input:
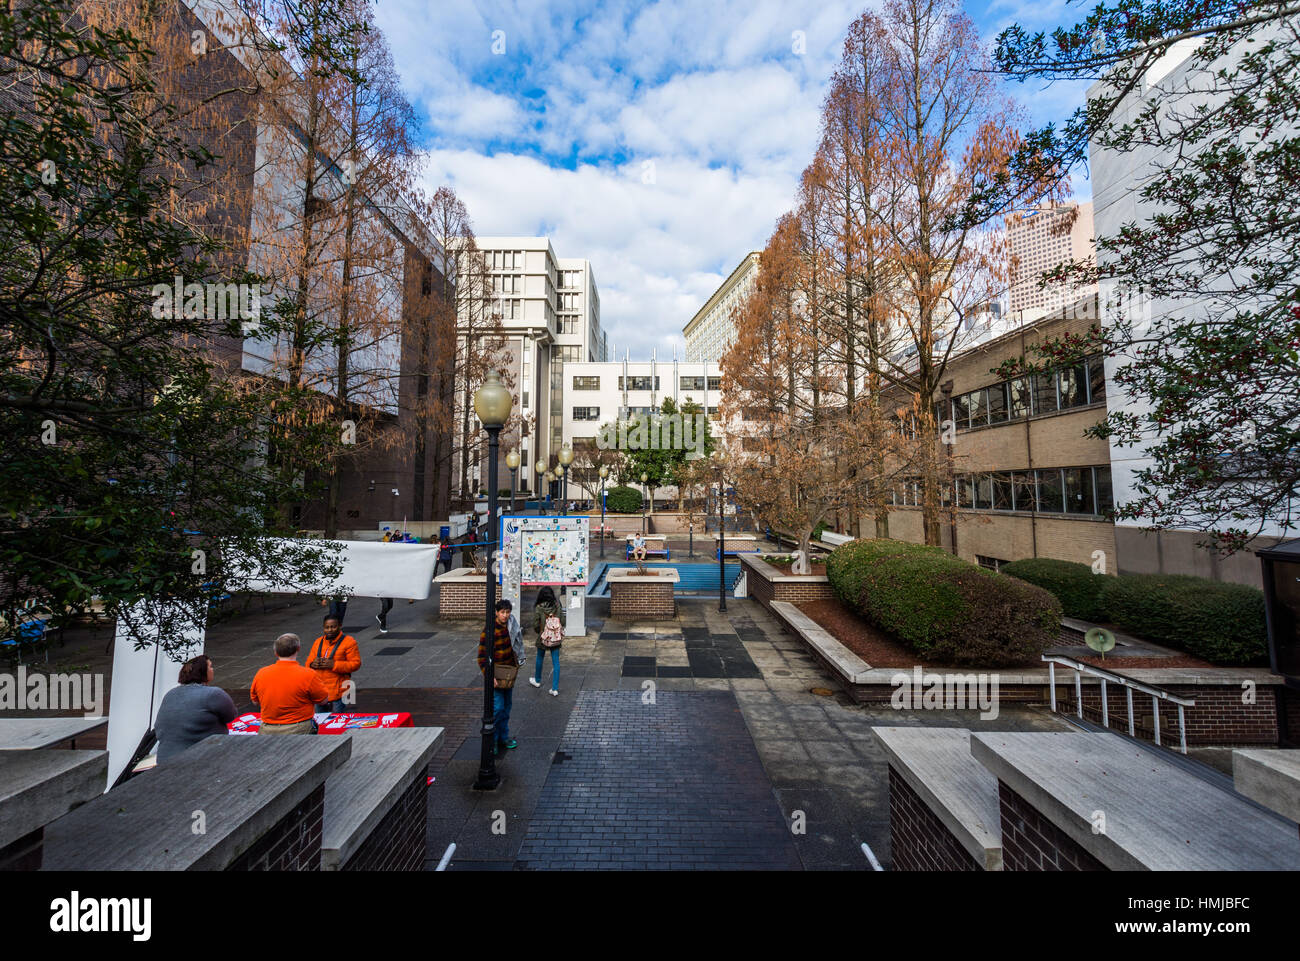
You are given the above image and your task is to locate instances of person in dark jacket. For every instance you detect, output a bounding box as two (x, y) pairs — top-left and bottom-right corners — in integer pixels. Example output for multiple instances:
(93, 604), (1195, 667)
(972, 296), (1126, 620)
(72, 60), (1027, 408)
(527, 586), (566, 696)
(478, 600), (521, 752)
(153, 655), (237, 763)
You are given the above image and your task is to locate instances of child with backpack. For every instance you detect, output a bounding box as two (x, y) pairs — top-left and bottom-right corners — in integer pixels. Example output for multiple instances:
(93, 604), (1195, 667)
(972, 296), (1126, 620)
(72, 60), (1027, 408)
(528, 586), (566, 696)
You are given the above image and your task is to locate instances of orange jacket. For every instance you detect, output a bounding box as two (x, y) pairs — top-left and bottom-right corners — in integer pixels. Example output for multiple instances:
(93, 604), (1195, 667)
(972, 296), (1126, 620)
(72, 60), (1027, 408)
(250, 660), (329, 724)
(305, 633), (361, 701)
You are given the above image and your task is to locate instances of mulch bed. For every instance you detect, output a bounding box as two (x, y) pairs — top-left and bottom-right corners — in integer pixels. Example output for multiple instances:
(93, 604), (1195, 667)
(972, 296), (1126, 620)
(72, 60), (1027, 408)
(763, 557), (828, 576)
(795, 598), (1214, 671)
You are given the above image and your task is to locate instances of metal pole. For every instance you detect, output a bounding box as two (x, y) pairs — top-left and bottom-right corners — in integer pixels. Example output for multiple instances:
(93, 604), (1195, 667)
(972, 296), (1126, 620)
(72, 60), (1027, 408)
(1100, 678), (1109, 728)
(509, 468), (516, 515)
(1074, 669), (1082, 720)
(1126, 686), (1135, 736)
(1177, 704), (1187, 754)
(474, 424), (502, 791)
(1152, 695), (1161, 747)
(1048, 661), (1056, 712)
(599, 478), (606, 559)
(718, 479), (726, 613)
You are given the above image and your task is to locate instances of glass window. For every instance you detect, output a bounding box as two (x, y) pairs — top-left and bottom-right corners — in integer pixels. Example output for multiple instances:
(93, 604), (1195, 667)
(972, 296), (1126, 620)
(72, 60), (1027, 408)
(572, 375), (600, 390)
(707, 376), (722, 391)
(1034, 371), (1058, 414)
(987, 383), (1009, 424)
(1037, 469), (1064, 512)
(991, 472), (1013, 510)
(572, 407), (600, 421)
(1011, 471), (1037, 512)
(956, 476), (973, 509)
(1058, 363), (1088, 409)
(966, 389), (988, 429)
(1063, 466), (1096, 514)
(1095, 466), (1114, 515)
(618, 376), (659, 391)
(973, 474), (992, 510)
(953, 393), (971, 430)
(680, 376), (705, 391)
(1009, 377), (1032, 418)
(1087, 355), (1106, 404)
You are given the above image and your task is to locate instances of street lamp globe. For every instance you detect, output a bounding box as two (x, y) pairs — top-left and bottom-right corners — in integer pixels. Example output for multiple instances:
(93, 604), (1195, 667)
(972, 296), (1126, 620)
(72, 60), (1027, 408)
(473, 370), (513, 428)
(506, 448), (520, 471)
(558, 443), (574, 467)
(535, 460), (547, 478)
(555, 464), (565, 479)
(640, 472), (648, 484)
(598, 465), (609, 480)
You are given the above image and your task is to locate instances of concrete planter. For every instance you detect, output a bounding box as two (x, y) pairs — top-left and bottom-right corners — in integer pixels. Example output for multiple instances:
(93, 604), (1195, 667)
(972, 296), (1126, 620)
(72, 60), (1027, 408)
(739, 553), (835, 614)
(607, 568), (680, 620)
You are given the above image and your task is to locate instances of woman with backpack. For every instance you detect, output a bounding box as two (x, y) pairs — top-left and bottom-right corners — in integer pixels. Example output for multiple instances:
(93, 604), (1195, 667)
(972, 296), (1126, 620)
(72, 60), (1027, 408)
(528, 586), (566, 696)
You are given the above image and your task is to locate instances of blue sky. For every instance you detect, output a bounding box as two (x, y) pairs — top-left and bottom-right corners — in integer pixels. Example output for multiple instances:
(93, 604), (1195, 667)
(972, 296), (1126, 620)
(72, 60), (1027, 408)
(374, 0), (1091, 359)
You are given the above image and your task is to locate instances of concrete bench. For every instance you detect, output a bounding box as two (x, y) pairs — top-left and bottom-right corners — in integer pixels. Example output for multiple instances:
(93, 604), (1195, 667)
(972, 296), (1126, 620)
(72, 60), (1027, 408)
(770, 601), (870, 685)
(0, 717), (107, 750)
(0, 749), (107, 869)
(873, 727), (1002, 871)
(971, 731), (1300, 870)
(41, 734), (351, 870)
(322, 728), (443, 871)
(1232, 749), (1300, 828)
(818, 531), (853, 547)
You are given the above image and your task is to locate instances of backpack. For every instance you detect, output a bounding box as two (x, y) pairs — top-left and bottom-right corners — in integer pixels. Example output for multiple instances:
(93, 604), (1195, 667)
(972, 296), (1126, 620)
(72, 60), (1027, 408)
(540, 614), (563, 647)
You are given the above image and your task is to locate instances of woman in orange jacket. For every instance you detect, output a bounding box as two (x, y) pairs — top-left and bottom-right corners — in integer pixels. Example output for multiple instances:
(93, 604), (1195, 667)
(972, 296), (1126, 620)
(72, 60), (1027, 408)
(306, 614), (362, 713)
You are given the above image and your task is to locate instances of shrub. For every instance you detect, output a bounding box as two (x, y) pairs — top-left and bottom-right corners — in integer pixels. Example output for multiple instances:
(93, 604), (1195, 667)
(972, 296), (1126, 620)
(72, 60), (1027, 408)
(604, 485), (643, 514)
(826, 539), (1061, 667)
(1000, 558), (1108, 621)
(1100, 573), (1267, 665)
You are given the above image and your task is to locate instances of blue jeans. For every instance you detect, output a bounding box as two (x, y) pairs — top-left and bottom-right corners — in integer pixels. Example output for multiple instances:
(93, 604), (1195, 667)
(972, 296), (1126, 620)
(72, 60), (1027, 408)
(533, 648), (560, 691)
(493, 686), (513, 744)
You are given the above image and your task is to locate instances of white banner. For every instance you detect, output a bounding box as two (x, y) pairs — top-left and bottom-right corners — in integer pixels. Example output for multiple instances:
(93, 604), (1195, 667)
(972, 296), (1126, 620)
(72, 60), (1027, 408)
(105, 601), (204, 790)
(229, 538), (439, 599)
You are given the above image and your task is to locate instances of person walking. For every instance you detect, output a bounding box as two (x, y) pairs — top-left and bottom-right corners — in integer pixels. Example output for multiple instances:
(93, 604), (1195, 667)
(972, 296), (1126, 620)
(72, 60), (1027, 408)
(376, 596), (394, 633)
(153, 654), (237, 763)
(250, 634), (328, 735)
(477, 599), (523, 754)
(306, 615), (361, 713)
(436, 536), (454, 576)
(528, 586), (566, 696)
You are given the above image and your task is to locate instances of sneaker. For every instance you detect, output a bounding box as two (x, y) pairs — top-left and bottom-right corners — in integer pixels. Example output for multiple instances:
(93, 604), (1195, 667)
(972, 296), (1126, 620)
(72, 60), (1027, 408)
(529, 677), (541, 688)
(500, 738), (518, 750)
(376, 614), (388, 633)
(549, 689), (559, 697)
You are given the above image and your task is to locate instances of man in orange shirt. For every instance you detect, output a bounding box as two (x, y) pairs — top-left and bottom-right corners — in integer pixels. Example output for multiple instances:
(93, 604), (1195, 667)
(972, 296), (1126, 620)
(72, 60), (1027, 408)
(250, 634), (328, 735)
(305, 614), (361, 713)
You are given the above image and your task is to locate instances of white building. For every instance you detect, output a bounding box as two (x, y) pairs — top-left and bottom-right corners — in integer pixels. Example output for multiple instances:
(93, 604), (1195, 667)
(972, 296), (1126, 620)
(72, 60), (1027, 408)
(683, 252), (760, 362)
(453, 237), (605, 494)
(1007, 200), (1096, 318)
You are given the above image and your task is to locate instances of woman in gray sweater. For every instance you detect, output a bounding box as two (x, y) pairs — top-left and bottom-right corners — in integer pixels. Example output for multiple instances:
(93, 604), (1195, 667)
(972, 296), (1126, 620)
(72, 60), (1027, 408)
(154, 655), (238, 763)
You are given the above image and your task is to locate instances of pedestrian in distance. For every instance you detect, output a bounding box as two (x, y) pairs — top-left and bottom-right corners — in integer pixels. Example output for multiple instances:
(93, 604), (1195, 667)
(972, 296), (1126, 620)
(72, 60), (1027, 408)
(154, 654), (237, 763)
(306, 615), (361, 713)
(478, 599), (524, 753)
(528, 586), (566, 696)
(436, 536), (454, 577)
(250, 634), (328, 735)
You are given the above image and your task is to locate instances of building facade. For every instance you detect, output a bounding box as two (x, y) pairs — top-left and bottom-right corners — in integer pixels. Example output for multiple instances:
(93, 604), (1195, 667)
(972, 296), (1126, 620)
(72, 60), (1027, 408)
(683, 252), (760, 362)
(1006, 201), (1095, 318)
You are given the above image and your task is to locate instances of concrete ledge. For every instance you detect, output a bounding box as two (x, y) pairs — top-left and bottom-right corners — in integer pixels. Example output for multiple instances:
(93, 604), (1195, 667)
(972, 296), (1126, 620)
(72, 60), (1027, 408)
(434, 568), (485, 584)
(770, 601), (870, 683)
(0, 718), (108, 750)
(606, 567), (680, 584)
(971, 731), (1300, 870)
(41, 735), (351, 870)
(1232, 748), (1300, 824)
(873, 727), (1001, 870)
(852, 666), (1283, 686)
(739, 553), (830, 584)
(322, 728), (443, 871)
(0, 750), (107, 851)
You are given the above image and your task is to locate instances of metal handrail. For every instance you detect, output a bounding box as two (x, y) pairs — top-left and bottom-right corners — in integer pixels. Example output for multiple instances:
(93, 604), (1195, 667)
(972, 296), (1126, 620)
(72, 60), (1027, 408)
(1042, 654), (1196, 754)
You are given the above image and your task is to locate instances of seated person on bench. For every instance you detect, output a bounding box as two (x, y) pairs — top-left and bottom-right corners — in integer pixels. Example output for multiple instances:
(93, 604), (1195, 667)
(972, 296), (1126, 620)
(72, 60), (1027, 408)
(631, 533), (647, 562)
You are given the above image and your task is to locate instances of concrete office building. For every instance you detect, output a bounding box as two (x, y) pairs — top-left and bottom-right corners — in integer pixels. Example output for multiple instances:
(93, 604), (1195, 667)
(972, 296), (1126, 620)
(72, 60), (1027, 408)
(683, 252), (760, 363)
(1007, 201), (1096, 318)
(456, 238), (606, 495)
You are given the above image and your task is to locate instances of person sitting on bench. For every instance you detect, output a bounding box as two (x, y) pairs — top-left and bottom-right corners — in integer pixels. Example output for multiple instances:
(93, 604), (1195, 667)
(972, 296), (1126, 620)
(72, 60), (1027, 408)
(631, 532), (647, 562)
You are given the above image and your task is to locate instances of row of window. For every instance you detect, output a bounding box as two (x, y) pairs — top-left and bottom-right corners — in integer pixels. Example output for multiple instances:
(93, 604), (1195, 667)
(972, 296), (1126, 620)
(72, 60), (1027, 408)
(572, 406), (601, 421)
(890, 466), (1114, 516)
(571, 375), (725, 392)
(938, 355), (1106, 431)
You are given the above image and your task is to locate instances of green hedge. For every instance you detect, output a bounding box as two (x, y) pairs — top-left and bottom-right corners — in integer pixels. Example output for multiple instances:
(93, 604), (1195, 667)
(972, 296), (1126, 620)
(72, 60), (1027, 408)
(1000, 558), (1108, 621)
(826, 539), (1061, 667)
(604, 485), (643, 513)
(1100, 573), (1267, 665)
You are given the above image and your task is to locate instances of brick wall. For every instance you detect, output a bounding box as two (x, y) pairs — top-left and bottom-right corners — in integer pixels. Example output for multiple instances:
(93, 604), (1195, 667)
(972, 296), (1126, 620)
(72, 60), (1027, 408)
(745, 561), (835, 614)
(610, 580), (675, 619)
(342, 765), (429, 871)
(999, 781), (1106, 871)
(1066, 683), (1282, 746)
(888, 767), (983, 871)
(226, 784), (324, 871)
(439, 580), (487, 618)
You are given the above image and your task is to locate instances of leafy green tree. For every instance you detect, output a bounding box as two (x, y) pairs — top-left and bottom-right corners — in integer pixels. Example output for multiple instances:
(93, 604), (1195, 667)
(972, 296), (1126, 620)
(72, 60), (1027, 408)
(993, 2), (1300, 551)
(0, 0), (339, 653)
